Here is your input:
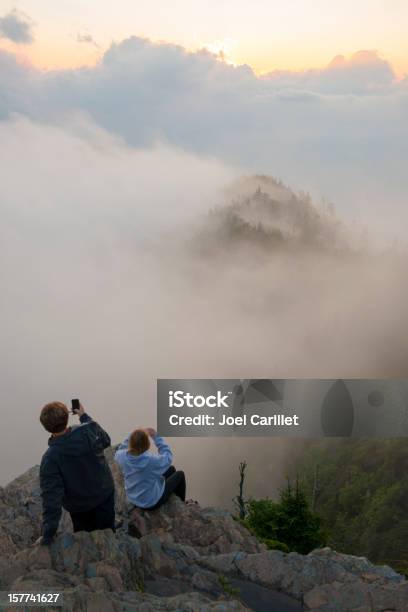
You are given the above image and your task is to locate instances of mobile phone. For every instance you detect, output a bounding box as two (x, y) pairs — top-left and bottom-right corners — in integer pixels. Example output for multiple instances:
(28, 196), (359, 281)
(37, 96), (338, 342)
(71, 398), (80, 414)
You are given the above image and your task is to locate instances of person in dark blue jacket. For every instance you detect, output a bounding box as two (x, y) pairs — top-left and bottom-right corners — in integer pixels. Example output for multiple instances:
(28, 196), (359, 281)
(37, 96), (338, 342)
(37, 401), (115, 545)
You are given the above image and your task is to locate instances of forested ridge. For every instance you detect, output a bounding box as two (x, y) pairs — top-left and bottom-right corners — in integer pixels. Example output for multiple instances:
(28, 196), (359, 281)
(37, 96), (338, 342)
(297, 439), (408, 575)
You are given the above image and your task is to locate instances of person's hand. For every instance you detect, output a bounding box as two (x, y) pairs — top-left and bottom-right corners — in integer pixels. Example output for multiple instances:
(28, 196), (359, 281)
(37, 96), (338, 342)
(145, 427), (157, 437)
(34, 535), (53, 546)
(74, 403), (85, 417)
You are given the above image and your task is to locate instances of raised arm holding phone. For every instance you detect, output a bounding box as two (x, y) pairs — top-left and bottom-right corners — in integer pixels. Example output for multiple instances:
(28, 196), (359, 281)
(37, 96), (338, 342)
(37, 400), (115, 545)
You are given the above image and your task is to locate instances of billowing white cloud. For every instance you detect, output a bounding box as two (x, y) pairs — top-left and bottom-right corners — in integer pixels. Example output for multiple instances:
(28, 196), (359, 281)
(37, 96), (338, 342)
(263, 50), (396, 94)
(0, 8), (34, 44)
(0, 37), (407, 237)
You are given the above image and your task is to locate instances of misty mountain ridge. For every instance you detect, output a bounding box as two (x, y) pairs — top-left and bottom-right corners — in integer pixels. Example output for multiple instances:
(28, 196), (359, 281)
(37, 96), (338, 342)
(191, 175), (349, 257)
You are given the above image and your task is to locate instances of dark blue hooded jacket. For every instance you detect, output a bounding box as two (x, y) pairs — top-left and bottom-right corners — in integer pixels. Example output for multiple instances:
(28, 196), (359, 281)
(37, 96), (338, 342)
(40, 413), (114, 543)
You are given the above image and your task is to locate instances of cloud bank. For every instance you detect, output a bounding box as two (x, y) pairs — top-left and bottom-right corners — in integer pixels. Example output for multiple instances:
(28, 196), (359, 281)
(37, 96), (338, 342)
(1, 116), (408, 506)
(0, 9), (34, 44)
(262, 50), (397, 94)
(0, 38), (407, 238)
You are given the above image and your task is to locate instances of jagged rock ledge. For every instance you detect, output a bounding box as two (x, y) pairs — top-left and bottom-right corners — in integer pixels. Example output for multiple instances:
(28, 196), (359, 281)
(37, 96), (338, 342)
(0, 449), (406, 611)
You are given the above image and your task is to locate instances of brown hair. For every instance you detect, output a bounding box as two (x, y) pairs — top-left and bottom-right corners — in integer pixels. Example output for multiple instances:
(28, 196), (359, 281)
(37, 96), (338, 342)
(40, 402), (69, 434)
(128, 429), (150, 456)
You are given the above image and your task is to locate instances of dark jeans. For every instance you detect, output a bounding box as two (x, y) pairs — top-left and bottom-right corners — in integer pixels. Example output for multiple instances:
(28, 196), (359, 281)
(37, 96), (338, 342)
(70, 490), (115, 534)
(147, 466), (186, 511)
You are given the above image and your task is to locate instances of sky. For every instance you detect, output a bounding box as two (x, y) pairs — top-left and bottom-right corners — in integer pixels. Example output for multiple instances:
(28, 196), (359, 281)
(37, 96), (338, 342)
(0, 0), (408, 75)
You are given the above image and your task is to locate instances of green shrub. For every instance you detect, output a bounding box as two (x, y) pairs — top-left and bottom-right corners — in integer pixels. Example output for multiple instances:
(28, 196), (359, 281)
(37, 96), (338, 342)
(245, 478), (326, 555)
(261, 538), (290, 552)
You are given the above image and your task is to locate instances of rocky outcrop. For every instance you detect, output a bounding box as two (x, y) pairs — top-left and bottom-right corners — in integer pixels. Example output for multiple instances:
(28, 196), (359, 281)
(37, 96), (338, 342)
(0, 528), (246, 610)
(0, 450), (407, 611)
(127, 496), (264, 555)
(199, 547), (408, 611)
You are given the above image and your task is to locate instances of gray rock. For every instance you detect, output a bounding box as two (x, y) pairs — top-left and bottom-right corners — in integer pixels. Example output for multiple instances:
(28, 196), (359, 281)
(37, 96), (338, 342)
(1, 454), (407, 611)
(200, 548), (408, 610)
(303, 579), (408, 611)
(129, 496), (264, 555)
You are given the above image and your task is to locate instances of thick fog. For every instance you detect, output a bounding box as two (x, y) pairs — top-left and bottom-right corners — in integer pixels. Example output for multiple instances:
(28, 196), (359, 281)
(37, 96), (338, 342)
(1, 116), (408, 507)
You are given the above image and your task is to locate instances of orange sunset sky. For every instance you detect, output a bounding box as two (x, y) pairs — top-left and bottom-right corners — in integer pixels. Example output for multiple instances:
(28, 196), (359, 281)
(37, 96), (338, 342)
(0, 0), (407, 76)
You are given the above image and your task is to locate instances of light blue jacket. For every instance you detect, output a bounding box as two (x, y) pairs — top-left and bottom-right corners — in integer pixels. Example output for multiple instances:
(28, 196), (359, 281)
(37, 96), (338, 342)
(114, 434), (173, 508)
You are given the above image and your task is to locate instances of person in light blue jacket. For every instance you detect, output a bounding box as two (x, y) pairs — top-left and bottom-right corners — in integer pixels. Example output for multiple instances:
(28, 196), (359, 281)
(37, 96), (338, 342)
(114, 427), (186, 510)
